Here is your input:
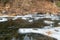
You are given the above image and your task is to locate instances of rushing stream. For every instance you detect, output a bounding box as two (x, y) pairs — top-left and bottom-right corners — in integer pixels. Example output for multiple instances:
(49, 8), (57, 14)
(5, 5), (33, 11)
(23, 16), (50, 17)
(0, 14), (60, 40)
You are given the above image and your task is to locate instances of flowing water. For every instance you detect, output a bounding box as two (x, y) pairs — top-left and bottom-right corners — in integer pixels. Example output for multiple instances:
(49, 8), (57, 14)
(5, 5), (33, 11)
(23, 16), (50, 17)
(19, 33), (57, 40)
(0, 14), (60, 40)
(23, 35), (30, 40)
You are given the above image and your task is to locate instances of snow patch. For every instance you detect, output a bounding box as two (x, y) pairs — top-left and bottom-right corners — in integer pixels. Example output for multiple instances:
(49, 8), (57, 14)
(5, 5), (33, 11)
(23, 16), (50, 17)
(18, 27), (60, 40)
(0, 18), (8, 22)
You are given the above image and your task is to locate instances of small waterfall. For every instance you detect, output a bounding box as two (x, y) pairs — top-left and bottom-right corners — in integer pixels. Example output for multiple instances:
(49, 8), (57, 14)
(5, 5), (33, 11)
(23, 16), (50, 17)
(23, 35), (30, 40)
(11, 37), (16, 40)
(31, 37), (33, 40)
(50, 23), (53, 27)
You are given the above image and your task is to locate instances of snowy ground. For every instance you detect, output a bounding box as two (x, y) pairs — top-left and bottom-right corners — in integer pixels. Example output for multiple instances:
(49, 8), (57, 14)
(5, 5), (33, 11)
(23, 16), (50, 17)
(0, 14), (60, 22)
(0, 18), (8, 22)
(18, 27), (60, 40)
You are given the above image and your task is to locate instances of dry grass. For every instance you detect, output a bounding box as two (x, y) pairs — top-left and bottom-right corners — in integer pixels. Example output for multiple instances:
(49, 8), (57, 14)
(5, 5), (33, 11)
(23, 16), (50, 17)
(0, 0), (59, 16)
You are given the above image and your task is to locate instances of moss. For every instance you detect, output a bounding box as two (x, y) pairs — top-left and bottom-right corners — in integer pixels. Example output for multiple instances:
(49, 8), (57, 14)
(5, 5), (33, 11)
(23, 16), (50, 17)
(56, 1), (60, 7)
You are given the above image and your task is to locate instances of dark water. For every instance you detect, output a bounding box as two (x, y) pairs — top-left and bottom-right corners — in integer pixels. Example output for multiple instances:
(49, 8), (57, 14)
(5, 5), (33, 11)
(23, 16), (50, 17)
(19, 33), (57, 40)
